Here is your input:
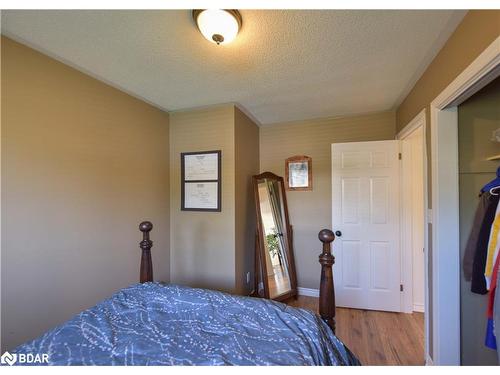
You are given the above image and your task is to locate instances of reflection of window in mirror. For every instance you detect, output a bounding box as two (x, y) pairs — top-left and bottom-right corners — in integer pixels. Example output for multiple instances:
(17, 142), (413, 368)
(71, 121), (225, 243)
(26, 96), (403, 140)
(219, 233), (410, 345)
(285, 155), (312, 191)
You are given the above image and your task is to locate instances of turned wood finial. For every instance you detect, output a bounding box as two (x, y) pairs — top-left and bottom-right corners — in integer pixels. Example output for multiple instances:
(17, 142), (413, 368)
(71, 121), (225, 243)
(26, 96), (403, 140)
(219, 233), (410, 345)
(318, 229), (336, 333)
(319, 229), (335, 244)
(140, 221), (153, 234)
(139, 221), (153, 283)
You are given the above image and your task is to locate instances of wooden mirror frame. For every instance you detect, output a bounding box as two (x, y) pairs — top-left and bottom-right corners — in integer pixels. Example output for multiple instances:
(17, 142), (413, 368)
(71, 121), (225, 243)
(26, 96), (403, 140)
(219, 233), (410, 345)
(252, 172), (298, 301)
(285, 155), (312, 191)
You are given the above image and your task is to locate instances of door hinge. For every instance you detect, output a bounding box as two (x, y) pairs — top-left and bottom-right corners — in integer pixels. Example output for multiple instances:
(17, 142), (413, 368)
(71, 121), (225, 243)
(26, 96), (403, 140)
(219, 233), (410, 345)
(400, 284), (404, 292)
(398, 152), (402, 160)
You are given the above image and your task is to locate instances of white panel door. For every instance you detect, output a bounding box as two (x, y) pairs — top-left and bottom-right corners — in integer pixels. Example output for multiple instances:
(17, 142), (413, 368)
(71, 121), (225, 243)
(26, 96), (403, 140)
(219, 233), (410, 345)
(332, 141), (401, 312)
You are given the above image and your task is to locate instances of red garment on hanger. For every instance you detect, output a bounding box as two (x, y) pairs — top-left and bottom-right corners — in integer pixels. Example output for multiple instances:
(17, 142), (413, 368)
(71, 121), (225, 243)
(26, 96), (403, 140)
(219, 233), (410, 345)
(485, 254), (500, 349)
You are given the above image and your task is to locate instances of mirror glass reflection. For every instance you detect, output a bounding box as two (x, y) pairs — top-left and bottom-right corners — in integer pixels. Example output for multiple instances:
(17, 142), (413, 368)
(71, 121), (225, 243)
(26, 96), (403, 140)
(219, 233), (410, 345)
(257, 178), (292, 299)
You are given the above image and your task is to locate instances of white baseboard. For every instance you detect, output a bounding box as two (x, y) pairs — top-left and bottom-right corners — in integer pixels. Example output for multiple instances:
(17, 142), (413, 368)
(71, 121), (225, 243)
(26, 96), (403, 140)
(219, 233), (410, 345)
(413, 303), (425, 313)
(297, 287), (319, 297)
(425, 354), (434, 366)
(256, 285), (320, 297)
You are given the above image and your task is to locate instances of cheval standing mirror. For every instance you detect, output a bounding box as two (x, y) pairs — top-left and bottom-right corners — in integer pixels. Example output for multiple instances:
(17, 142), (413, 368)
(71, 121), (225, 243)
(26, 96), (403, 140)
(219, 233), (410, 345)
(253, 172), (297, 301)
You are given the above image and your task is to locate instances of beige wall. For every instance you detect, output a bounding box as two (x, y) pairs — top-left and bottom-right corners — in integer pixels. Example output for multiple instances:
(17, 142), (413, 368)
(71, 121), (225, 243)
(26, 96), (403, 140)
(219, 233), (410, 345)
(234, 107), (260, 295)
(1, 37), (170, 351)
(169, 105), (236, 292)
(169, 105), (260, 294)
(396, 10), (500, 195)
(396, 10), (500, 133)
(260, 111), (396, 289)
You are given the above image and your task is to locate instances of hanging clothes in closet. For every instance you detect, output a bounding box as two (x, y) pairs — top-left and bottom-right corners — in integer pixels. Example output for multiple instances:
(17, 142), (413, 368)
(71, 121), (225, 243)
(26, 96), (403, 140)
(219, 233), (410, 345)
(463, 168), (500, 294)
(494, 263), (500, 362)
(485, 252), (499, 351)
(485, 195), (500, 290)
(464, 167), (500, 360)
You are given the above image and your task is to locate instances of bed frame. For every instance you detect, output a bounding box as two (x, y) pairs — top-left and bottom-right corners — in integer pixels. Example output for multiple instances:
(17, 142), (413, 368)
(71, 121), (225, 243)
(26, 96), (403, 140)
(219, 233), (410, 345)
(137, 221), (337, 333)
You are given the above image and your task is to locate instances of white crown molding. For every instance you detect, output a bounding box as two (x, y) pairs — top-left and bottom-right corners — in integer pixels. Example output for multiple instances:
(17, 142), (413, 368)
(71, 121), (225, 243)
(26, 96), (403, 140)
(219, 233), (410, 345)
(396, 108), (426, 140)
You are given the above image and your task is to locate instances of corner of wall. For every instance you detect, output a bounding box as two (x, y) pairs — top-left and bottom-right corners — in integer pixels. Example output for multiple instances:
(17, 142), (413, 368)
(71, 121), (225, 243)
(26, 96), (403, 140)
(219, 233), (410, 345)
(234, 107), (260, 295)
(168, 104), (237, 293)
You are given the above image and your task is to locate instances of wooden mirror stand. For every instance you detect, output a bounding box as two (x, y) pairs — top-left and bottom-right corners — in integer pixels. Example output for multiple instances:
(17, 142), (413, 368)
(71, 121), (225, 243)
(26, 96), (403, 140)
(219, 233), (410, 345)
(252, 172), (298, 301)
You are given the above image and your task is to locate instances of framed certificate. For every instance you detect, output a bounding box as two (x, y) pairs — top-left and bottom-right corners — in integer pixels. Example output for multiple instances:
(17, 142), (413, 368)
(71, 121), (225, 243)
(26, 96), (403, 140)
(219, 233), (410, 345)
(285, 155), (312, 191)
(181, 150), (221, 211)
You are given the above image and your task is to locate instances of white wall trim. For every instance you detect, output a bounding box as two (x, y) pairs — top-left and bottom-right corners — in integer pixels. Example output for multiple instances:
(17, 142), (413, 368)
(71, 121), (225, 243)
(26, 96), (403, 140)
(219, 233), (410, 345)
(431, 105), (459, 366)
(399, 109), (427, 314)
(297, 287), (320, 297)
(430, 35), (500, 366)
(432, 35), (500, 110)
(398, 108), (429, 366)
(426, 354), (434, 366)
(397, 109), (426, 140)
(413, 303), (425, 313)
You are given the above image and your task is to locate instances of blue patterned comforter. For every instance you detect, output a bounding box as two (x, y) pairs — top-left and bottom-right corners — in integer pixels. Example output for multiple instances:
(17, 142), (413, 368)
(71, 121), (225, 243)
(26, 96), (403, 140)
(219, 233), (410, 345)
(14, 283), (360, 365)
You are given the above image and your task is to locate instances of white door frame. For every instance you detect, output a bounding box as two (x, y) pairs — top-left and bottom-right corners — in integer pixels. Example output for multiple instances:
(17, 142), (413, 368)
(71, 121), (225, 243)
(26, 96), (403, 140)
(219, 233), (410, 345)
(430, 35), (500, 365)
(396, 109), (429, 363)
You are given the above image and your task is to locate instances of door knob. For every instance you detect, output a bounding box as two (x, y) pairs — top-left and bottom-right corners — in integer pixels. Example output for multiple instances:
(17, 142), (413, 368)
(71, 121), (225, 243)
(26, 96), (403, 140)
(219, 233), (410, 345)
(335, 231), (342, 237)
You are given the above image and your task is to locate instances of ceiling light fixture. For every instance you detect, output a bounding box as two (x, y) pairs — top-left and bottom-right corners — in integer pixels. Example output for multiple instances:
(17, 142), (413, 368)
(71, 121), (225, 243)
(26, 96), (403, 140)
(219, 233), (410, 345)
(192, 9), (242, 45)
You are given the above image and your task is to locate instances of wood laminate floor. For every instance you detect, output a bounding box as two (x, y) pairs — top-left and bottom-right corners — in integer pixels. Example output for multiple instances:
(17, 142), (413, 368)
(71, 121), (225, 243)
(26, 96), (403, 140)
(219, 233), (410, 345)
(267, 264), (291, 298)
(288, 296), (425, 366)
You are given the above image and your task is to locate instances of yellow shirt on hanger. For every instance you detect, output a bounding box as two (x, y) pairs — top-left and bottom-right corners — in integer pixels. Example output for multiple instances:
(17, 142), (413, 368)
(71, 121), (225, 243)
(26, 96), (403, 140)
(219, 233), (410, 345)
(485, 199), (500, 290)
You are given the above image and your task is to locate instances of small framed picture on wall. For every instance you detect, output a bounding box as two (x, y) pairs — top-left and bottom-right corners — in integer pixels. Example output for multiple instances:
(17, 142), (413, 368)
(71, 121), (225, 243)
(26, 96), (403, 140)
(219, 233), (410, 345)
(181, 150), (221, 211)
(285, 155), (312, 191)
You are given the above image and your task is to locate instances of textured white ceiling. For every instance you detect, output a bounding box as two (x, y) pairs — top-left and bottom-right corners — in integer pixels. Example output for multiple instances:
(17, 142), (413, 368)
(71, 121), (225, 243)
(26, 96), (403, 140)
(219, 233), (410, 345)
(1, 10), (466, 124)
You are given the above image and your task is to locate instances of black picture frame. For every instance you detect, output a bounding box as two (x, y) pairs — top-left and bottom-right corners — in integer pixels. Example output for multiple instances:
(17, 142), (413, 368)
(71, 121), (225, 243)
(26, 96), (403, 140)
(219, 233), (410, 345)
(181, 150), (222, 212)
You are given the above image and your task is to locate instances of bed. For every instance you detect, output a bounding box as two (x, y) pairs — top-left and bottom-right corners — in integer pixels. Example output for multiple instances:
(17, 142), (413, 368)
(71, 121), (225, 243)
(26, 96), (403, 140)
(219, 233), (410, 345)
(12, 222), (360, 366)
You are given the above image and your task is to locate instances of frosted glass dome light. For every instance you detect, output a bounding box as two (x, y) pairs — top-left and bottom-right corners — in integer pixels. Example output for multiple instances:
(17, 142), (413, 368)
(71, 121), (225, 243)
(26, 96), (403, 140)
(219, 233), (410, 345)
(193, 9), (242, 45)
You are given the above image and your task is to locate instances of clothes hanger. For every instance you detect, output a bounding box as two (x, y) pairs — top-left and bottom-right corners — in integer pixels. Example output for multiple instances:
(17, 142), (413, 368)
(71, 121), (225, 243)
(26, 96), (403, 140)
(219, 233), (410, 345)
(490, 186), (500, 196)
(482, 166), (500, 193)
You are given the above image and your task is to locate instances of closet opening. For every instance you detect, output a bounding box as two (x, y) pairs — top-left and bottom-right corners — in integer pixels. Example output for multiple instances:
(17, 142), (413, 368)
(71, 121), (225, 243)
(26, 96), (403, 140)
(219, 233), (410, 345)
(458, 77), (500, 365)
(430, 37), (499, 364)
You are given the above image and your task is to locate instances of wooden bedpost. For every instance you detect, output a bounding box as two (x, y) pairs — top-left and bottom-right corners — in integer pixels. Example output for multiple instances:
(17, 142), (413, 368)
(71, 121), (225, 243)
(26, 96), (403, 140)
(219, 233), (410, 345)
(139, 221), (153, 283)
(318, 229), (336, 333)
